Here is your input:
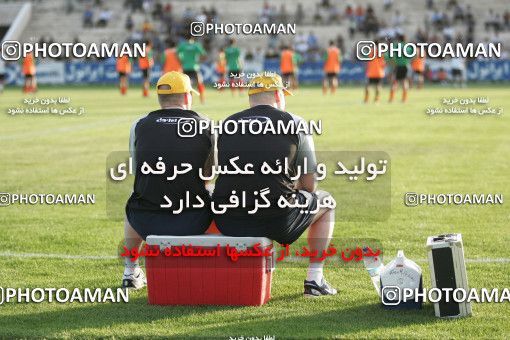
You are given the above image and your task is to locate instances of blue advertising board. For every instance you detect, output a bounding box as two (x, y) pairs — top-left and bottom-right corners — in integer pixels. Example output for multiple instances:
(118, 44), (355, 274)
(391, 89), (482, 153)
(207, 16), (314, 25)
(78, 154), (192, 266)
(4, 59), (510, 85)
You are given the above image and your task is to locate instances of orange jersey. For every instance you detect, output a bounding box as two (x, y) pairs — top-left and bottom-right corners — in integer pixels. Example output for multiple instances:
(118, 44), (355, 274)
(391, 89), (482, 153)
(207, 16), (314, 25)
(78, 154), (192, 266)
(216, 52), (226, 74)
(366, 52), (386, 78)
(116, 56), (132, 73)
(324, 47), (341, 73)
(437, 69), (447, 81)
(22, 53), (36, 75)
(162, 48), (182, 73)
(411, 56), (425, 72)
(138, 47), (154, 70)
(280, 49), (295, 73)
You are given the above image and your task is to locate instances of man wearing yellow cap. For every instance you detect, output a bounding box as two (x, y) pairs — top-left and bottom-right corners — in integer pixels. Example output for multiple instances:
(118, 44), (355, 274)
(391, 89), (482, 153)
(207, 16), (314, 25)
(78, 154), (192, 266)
(122, 71), (214, 289)
(212, 72), (337, 297)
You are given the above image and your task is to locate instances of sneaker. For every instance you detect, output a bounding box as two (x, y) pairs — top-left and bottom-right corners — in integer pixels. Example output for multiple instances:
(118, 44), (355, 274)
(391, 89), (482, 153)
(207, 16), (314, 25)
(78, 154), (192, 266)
(304, 278), (337, 297)
(122, 267), (147, 290)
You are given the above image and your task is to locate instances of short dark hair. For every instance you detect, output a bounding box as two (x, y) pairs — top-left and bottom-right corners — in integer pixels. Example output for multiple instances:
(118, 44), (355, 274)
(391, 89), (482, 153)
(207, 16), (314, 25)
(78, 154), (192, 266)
(157, 85), (185, 107)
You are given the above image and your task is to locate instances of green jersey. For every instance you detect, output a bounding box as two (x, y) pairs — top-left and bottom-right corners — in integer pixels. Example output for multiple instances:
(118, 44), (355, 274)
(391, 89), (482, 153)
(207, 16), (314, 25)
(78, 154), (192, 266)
(225, 46), (241, 71)
(177, 41), (206, 71)
(385, 42), (413, 67)
(293, 53), (303, 67)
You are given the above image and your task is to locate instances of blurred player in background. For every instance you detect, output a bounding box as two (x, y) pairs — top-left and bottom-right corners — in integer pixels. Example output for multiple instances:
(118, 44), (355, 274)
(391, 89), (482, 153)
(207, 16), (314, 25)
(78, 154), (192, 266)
(364, 43), (386, 103)
(450, 56), (466, 87)
(178, 37), (206, 103)
(161, 40), (182, 73)
(280, 45), (301, 91)
(387, 35), (411, 103)
(410, 53), (425, 89)
(215, 47), (227, 91)
(322, 41), (341, 95)
(225, 38), (243, 95)
(437, 67), (448, 85)
(116, 54), (132, 95)
(22, 51), (37, 93)
(0, 58), (5, 94)
(138, 40), (154, 97)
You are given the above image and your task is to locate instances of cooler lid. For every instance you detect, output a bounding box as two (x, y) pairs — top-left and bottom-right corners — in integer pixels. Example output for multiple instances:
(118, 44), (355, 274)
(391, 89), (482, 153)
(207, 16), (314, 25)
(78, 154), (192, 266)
(146, 234), (273, 249)
(426, 233), (462, 249)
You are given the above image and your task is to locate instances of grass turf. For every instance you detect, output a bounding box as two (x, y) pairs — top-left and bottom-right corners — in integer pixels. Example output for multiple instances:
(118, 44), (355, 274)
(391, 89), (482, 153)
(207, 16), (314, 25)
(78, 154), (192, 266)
(0, 85), (509, 338)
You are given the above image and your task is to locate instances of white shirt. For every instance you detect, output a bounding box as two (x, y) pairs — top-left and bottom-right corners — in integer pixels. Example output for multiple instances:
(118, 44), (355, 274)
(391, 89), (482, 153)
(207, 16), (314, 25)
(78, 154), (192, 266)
(450, 57), (465, 71)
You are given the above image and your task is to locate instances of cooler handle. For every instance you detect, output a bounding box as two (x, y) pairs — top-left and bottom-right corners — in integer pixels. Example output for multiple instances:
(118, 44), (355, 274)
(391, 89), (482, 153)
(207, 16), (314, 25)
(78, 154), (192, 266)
(266, 247), (275, 273)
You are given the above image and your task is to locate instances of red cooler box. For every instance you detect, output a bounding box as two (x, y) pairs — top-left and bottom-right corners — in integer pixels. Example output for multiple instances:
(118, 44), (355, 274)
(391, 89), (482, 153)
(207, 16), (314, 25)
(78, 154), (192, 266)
(145, 235), (274, 306)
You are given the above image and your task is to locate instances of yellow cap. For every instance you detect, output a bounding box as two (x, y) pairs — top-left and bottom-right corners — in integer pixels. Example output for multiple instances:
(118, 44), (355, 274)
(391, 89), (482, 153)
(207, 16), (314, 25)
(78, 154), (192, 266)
(156, 71), (199, 95)
(247, 72), (293, 96)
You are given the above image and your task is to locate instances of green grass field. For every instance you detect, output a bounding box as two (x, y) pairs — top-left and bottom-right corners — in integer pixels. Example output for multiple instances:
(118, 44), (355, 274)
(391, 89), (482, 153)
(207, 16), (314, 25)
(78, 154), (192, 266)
(0, 85), (509, 339)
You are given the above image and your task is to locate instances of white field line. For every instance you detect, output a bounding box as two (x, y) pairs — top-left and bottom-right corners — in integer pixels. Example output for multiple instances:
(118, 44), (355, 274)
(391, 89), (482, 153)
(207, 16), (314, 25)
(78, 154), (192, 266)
(0, 251), (509, 263)
(0, 251), (117, 260)
(281, 257), (510, 264)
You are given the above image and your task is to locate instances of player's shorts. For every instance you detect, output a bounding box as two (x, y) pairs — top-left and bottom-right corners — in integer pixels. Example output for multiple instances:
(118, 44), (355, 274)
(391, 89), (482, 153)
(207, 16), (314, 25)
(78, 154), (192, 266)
(215, 190), (319, 245)
(0, 73), (5, 81)
(451, 68), (462, 76)
(126, 206), (212, 241)
(183, 70), (200, 85)
(282, 72), (294, 78)
(24, 74), (34, 79)
(118, 72), (127, 77)
(412, 69), (423, 75)
(395, 66), (408, 80)
(141, 69), (149, 79)
(368, 77), (382, 85)
(326, 72), (338, 80)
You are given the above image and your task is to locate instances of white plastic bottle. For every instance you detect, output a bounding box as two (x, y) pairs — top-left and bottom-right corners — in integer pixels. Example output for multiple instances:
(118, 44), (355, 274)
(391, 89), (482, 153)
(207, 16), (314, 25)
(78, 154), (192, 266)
(363, 246), (385, 296)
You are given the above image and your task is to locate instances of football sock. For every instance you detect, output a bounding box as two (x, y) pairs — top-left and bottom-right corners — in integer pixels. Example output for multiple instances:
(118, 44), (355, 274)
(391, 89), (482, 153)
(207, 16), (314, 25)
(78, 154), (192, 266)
(198, 83), (205, 103)
(124, 257), (140, 275)
(306, 266), (324, 283)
